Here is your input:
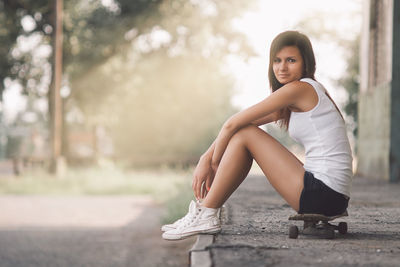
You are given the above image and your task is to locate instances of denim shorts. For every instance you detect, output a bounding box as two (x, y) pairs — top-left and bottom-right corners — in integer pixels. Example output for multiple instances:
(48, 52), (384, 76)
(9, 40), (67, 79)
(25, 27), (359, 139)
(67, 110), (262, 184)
(298, 171), (349, 216)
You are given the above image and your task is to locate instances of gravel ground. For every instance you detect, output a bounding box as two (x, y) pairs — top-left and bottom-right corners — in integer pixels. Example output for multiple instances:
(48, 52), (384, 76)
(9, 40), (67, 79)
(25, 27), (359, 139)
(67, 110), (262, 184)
(208, 175), (400, 267)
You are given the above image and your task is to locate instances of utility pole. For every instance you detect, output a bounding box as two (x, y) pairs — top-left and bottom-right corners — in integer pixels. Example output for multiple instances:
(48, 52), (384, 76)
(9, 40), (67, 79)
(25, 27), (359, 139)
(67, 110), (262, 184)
(50, 0), (66, 175)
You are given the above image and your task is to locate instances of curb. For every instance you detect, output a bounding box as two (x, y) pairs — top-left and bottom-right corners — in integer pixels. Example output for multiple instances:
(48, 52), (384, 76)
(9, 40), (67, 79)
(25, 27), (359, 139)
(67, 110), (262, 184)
(189, 205), (227, 267)
(189, 234), (214, 267)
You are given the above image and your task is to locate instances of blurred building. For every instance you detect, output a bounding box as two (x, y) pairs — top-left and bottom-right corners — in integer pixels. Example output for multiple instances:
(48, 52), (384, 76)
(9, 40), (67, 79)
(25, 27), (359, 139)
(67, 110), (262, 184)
(358, 0), (400, 182)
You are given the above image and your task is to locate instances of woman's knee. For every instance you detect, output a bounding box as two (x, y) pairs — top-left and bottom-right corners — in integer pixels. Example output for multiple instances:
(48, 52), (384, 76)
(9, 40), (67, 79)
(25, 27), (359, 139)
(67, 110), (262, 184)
(230, 125), (261, 145)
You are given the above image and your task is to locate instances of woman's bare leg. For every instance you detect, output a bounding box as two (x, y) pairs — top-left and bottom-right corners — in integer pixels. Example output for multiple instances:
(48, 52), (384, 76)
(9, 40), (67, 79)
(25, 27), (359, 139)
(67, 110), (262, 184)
(202, 131), (254, 208)
(202, 125), (305, 211)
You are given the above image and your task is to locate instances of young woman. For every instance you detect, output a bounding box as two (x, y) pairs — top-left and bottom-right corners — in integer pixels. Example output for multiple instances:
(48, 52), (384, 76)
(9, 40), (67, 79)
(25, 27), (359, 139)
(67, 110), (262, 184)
(162, 31), (353, 240)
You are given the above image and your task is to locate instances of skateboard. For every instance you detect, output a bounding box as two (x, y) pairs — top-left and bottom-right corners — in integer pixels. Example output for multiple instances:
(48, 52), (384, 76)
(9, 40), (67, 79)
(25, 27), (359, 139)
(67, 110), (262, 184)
(288, 211), (348, 239)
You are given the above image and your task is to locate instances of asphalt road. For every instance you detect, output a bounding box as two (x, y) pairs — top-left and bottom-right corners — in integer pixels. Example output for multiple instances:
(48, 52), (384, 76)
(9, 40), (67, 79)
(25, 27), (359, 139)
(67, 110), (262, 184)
(0, 195), (195, 267)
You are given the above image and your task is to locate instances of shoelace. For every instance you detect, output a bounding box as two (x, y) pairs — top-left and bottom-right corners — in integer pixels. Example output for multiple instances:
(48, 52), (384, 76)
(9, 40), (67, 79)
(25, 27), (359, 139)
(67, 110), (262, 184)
(174, 201), (202, 226)
(180, 208), (202, 228)
(177, 212), (195, 225)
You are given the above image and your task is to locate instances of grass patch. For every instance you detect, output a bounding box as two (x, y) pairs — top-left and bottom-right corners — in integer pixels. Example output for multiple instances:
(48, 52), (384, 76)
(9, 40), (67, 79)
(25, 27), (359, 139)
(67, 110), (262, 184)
(0, 163), (189, 199)
(0, 161), (198, 226)
(161, 179), (195, 225)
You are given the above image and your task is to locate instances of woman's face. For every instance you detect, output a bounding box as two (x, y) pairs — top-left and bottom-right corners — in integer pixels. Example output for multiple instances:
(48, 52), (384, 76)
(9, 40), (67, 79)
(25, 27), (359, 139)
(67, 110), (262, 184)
(273, 46), (304, 84)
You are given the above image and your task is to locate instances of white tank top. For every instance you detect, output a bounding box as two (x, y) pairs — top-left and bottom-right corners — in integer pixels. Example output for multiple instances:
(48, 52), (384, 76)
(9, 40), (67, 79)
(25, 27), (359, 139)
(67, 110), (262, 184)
(288, 78), (353, 197)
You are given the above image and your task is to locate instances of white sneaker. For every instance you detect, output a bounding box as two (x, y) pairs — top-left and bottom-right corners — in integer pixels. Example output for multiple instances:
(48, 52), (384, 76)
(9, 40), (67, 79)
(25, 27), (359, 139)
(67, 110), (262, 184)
(161, 200), (222, 232)
(162, 205), (221, 240)
(161, 200), (199, 232)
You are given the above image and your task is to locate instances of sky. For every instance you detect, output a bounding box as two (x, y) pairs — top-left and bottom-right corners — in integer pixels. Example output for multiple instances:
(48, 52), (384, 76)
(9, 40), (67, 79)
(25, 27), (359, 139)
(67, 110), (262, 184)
(228, 0), (362, 109)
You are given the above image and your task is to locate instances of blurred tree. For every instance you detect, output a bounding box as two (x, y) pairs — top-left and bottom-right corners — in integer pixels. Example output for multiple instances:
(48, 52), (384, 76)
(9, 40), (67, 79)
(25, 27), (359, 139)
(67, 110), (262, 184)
(1, 0), (165, 165)
(70, 0), (256, 166)
(1, 0), (256, 166)
(0, 0), (162, 96)
(0, 0), (53, 97)
(0, 0), (54, 162)
(62, 0), (164, 81)
(337, 36), (359, 139)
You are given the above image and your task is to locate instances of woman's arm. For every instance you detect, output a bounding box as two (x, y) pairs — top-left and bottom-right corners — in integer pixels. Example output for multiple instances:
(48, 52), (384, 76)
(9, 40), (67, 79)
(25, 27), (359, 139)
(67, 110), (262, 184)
(199, 112), (277, 171)
(211, 81), (306, 170)
(192, 111), (277, 199)
(251, 111), (281, 126)
(192, 110), (277, 199)
(200, 141), (216, 162)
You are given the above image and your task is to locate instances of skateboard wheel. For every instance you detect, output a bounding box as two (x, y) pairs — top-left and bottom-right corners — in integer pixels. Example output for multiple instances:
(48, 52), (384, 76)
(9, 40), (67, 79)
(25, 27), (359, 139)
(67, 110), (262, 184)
(289, 225), (299, 239)
(338, 222), (348, 234)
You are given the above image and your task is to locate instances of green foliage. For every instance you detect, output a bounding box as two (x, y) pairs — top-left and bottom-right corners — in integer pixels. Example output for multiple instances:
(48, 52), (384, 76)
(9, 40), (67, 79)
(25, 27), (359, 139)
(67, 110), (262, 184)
(0, 0), (53, 96)
(68, 0), (255, 165)
(0, 164), (191, 197)
(73, 50), (238, 165)
(1, 0), (256, 165)
(0, 0), (162, 95)
(62, 0), (163, 80)
(337, 36), (360, 138)
(161, 177), (194, 224)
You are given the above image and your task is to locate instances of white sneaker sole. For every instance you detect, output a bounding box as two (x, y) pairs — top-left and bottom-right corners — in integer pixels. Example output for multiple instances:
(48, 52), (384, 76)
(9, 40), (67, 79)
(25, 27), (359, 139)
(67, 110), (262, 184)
(162, 226), (221, 240)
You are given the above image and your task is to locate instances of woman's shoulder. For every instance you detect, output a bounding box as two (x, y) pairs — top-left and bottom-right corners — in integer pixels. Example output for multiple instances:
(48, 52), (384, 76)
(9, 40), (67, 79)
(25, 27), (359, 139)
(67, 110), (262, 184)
(299, 78), (325, 91)
(300, 78), (318, 87)
(283, 79), (315, 95)
(285, 79), (319, 113)
(299, 78), (326, 94)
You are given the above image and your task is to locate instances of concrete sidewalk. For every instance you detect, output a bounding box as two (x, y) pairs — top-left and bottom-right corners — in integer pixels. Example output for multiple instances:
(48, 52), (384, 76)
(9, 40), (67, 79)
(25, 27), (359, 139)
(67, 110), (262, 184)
(191, 175), (400, 266)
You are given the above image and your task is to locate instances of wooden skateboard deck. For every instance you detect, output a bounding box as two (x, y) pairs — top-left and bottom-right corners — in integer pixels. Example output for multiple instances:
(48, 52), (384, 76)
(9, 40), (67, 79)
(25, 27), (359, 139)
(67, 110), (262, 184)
(289, 211), (348, 222)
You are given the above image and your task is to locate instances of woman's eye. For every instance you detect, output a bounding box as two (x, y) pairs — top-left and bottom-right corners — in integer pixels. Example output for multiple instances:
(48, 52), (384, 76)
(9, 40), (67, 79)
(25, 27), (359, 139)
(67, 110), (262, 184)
(273, 58), (281, 63)
(287, 58), (296, 63)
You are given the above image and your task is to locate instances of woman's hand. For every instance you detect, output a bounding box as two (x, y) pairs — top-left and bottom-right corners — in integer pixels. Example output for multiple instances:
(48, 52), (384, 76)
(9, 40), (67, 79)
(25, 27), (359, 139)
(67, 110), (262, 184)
(192, 156), (215, 200)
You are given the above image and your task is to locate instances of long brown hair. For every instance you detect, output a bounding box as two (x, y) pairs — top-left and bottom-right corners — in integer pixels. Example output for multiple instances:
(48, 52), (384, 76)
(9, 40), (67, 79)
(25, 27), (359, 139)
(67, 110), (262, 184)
(268, 31), (343, 129)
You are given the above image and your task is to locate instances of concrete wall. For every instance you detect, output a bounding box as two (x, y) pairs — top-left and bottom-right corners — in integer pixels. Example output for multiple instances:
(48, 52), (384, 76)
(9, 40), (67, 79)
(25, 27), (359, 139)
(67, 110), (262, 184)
(357, 82), (391, 179)
(357, 0), (400, 182)
(390, 0), (400, 182)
